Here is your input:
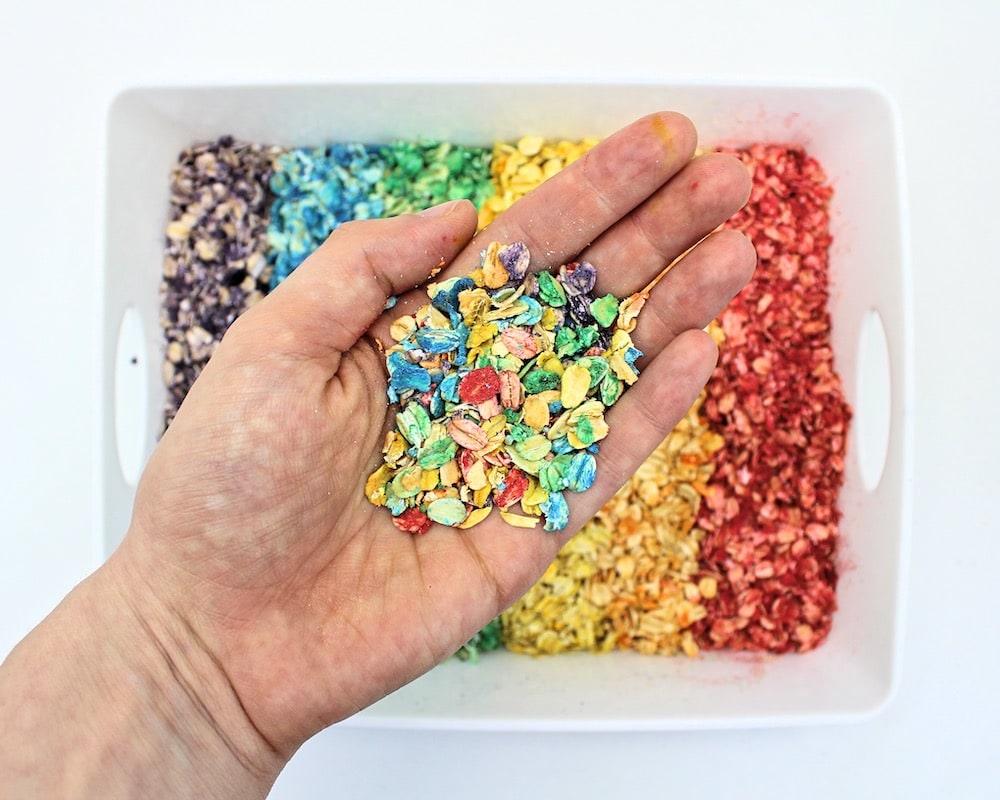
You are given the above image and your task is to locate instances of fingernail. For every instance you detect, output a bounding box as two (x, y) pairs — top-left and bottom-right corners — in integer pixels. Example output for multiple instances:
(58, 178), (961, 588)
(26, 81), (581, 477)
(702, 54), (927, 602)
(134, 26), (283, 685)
(419, 199), (463, 217)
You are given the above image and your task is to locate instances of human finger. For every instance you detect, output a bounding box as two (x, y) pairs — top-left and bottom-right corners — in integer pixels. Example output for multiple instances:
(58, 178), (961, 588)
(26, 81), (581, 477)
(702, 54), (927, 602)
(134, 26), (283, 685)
(579, 152), (753, 297)
(625, 228), (757, 362)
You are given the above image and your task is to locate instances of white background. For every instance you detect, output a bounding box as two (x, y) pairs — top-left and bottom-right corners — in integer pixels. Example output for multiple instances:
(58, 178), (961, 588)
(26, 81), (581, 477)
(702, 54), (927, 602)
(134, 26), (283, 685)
(2, 1), (998, 797)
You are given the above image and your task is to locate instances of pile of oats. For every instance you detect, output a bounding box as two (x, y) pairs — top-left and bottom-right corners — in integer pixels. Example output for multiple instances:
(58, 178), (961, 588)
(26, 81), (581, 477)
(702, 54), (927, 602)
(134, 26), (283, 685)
(693, 144), (849, 654)
(158, 133), (850, 661)
(367, 242), (643, 534)
(501, 523), (615, 655)
(477, 135), (599, 229)
(160, 136), (281, 428)
(503, 381), (725, 657)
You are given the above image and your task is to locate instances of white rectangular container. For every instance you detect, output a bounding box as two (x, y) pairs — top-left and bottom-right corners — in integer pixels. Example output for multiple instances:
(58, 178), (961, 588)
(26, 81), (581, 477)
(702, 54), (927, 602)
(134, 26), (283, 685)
(101, 80), (912, 730)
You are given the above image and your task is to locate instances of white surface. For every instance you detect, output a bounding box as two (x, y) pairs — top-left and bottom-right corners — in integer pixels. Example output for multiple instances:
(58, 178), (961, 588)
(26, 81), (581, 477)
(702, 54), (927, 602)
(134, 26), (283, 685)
(103, 81), (910, 729)
(1, 0), (997, 796)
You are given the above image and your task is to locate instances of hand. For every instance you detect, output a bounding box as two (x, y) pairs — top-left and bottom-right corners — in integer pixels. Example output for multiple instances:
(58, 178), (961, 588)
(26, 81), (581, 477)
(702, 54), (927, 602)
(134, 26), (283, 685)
(3, 111), (755, 796)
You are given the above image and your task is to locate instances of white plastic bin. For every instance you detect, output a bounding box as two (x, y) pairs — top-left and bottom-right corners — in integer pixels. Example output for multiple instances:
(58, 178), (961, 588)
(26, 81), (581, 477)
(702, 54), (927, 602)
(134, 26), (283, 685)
(101, 80), (912, 730)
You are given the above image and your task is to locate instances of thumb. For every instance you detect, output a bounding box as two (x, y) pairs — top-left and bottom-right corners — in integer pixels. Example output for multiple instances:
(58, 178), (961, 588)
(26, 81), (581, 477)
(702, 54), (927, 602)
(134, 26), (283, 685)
(239, 199), (479, 368)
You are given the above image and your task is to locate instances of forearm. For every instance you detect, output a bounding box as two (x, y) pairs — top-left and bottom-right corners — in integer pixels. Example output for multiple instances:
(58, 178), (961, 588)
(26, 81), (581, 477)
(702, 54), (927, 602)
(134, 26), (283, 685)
(0, 554), (283, 799)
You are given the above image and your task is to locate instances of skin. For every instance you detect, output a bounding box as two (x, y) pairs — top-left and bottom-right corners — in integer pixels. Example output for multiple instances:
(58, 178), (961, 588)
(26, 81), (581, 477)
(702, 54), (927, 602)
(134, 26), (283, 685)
(0, 111), (755, 798)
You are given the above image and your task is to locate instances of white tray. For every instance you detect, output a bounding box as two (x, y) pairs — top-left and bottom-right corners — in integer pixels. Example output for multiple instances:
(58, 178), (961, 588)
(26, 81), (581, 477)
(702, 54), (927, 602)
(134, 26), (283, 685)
(101, 80), (913, 730)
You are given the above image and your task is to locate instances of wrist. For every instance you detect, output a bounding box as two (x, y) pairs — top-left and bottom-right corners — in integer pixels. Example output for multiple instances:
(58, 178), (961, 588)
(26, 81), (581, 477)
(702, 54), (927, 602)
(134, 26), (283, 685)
(0, 547), (284, 799)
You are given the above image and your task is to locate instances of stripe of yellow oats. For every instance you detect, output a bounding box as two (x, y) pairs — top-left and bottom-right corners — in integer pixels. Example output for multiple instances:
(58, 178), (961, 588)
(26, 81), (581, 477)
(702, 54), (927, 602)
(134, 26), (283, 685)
(499, 520), (612, 655)
(498, 346), (727, 658)
(590, 356), (725, 656)
(477, 136), (601, 231)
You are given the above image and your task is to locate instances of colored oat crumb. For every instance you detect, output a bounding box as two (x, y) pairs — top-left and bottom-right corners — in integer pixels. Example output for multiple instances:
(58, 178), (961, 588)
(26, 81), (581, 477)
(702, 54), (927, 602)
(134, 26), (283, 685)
(588, 387), (724, 656)
(160, 136), (281, 428)
(693, 144), (851, 655)
(478, 135), (600, 229)
(455, 617), (503, 662)
(501, 523), (617, 655)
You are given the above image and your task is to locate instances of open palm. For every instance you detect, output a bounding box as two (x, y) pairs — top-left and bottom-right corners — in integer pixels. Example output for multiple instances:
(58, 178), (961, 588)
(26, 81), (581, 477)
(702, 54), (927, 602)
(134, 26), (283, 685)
(116, 111), (755, 755)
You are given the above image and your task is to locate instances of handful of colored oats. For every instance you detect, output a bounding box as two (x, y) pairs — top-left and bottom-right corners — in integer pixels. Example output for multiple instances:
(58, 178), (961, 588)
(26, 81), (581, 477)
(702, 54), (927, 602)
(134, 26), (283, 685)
(365, 241), (644, 534)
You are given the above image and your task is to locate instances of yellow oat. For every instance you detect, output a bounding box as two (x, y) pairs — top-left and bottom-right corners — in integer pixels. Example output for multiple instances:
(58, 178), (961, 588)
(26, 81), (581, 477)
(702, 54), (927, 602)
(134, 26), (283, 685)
(522, 394), (550, 431)
(381, 431), (407, 466)
(605, 329), (641, 384)
(415, 304), (450, 330)
(464, 458), (488, 491)
(560, 363), (591, 409)
(499, 510), (541, 529)
(420, 468), (440, 491)
(591, 383), (725, 656)
(521, 479), (548, 508)
(480, 241), (509, 288)
(389, 315), (417, 342)
(364, 464), (392, 506)
(439, 459), (460, 487)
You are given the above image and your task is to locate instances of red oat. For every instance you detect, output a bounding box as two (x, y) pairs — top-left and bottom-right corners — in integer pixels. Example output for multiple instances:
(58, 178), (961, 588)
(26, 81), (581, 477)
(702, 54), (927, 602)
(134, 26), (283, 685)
(457, 366), (502, 404)
(392, 507), (433, 535)
(494, 468), (529, 509)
